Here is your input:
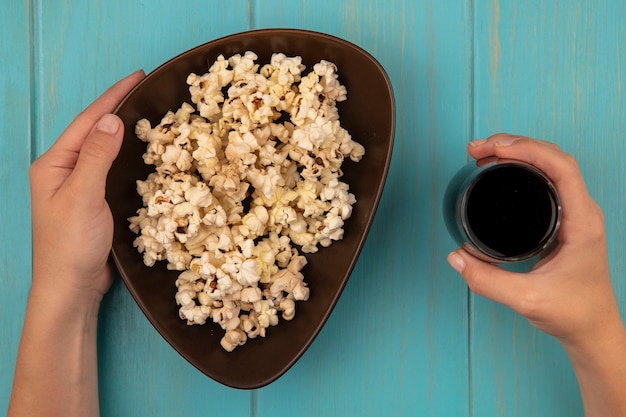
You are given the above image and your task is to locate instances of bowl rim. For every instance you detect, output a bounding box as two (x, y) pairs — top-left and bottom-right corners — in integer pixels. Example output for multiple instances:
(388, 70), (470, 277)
(110, 27), (396, 389)
(116, 28), (396, 108)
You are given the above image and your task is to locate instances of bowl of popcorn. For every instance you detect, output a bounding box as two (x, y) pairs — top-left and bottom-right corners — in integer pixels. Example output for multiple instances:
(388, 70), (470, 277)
(107, 28), (395, 389)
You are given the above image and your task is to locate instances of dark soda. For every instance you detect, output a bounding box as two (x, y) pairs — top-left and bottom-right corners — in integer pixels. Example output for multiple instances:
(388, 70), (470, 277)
(464, 164), (559, 259)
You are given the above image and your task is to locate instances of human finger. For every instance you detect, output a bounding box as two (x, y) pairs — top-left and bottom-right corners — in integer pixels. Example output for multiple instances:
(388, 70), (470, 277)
(469, 134), (580, 191)
(51, 70), (144, 157)
(489, 138), (593, 224)
(30, 71), (144, 201)
(63, 113), (124, 204)
(468, 135), (594, 237)
(468, 133), (560, 160)
(447, 249), (534, 312)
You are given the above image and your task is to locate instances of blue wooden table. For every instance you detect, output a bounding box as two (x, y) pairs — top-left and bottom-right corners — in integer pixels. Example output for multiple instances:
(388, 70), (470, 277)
(2, 1), (625, 416)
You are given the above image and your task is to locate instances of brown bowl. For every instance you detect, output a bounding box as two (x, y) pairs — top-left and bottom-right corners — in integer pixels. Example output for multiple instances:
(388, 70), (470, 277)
(107, 28), (395, 389)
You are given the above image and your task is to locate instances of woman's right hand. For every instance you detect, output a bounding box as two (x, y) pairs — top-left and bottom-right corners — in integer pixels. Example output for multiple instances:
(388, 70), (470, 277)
(447, 134), (626, 417)
(448, 134), (620, 345)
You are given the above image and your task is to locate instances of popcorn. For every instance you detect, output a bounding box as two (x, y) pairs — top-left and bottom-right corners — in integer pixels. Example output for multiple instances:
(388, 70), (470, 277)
(129, 52), (364, 351)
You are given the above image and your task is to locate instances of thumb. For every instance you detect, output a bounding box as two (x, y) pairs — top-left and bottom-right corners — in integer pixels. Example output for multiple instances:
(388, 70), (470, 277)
(448, 249), (530, 310)
(69, 113), (124, 198)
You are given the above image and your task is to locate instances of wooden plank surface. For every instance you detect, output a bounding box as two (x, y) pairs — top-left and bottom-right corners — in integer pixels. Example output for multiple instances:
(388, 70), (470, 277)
(0, 0), (33, 412)
(254, 1), (472, 416)
(24, 2), (254, 416)
(471, 1), (626, 416)
(1, 1), (624, 416)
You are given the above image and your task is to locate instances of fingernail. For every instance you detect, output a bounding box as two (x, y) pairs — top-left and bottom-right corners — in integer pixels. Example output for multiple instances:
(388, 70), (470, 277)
(469, 138), (487, 147)
(494, 138), (518, 147)
(447, 251), (466, 273)
(96, 114), (121, 134)
(128, 69), (146, 78)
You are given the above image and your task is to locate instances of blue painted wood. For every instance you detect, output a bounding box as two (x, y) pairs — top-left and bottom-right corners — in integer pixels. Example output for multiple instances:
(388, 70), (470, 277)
(254, 1), (472, 416)
(0, 1), (33, 414)
(27, 1), (254, 416)
(1, 0), (625, 416)
(472, 0), (626, 416)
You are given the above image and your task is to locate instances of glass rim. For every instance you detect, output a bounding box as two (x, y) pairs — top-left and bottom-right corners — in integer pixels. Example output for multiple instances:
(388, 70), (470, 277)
(459, 161), (562, 262)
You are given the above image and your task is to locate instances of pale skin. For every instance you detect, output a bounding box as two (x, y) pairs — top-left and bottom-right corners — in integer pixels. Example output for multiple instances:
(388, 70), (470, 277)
(7, 70), (145, 417)
(7, 73), (625, 416)
(448, 134), (626, 417)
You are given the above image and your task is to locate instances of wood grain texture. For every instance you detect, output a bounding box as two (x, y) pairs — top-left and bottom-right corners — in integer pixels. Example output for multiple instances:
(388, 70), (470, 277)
(1, 0), (624, 416)
(254, 0), (472, 416)
(0, 0), (33, 414)
(28, 1), (254, 416)
(472, 0), (626, 416)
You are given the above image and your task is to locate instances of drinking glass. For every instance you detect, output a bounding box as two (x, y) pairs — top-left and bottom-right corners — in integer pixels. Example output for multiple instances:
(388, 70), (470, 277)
(443, 158), (562, 263)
